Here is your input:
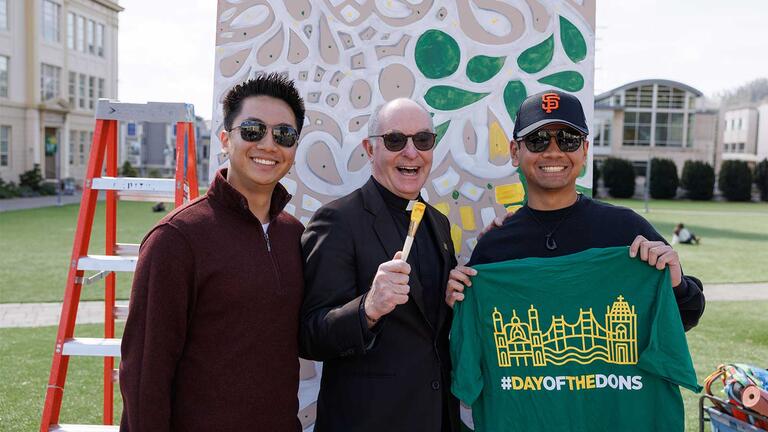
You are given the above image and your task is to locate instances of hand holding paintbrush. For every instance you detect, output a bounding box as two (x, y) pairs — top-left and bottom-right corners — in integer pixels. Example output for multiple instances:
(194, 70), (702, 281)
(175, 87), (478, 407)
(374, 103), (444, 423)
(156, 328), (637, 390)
(401, 201), (426, 262)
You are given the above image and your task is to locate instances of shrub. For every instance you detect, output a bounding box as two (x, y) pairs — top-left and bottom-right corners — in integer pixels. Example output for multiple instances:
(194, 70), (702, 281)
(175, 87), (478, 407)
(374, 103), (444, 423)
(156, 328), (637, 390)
(120, 161), (139, 177)
(649, 158), (679, 199)
(19, 164), (44, 192)
(601, 157), (635, 198)
(756, 158), (768, 201)
(147, 168), (162, 178)
(39, 182), (58, 196)
(0, 179), (20, 199)
(681, 161), (715, 200)
(718, 160), (753, 201)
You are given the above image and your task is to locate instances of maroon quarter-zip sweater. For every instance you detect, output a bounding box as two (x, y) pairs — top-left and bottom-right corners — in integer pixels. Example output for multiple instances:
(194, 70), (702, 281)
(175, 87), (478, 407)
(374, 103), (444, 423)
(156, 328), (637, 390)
(120, 169), (304, 431)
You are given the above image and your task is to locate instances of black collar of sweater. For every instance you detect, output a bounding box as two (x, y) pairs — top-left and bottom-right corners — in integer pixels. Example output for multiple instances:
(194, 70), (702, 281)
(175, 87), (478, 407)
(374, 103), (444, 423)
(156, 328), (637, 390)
(207, 168), (292, 222)
(371, 176), (423, 213)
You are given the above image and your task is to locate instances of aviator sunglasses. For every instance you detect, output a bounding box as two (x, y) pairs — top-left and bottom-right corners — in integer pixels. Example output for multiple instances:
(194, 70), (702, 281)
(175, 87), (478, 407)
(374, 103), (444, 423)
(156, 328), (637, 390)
(369, 131), (438, 152)
(229, 119), (300, 148)
(522, 129), (584, 153)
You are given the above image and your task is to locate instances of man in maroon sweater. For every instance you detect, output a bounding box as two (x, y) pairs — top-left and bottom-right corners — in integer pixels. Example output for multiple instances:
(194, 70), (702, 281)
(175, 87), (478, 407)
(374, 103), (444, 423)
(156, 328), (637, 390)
(120, 73), (306, 431)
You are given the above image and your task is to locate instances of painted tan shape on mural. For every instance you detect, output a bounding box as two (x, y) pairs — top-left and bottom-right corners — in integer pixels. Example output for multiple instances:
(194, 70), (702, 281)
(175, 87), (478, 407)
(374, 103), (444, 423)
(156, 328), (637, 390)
(307, 92), (321, 103)
(374, 0), (434, 27)
(304, 110), (343, 144)
(567, 0), (596, 30)
(256, 25), (284, 66)
(318, 13), (340, 65)
(375, 34), (411, 60)
(463, 120), (477, 155)
(378, 63), (415, 101)
(347, 142), (369, 172)
(350, 52), (366, 70)
(359, 26), (377, 41)
(323, 0), (375, 26)
(456, 0), (525, 45)
(436, 6), (448, 21)
(287, 29), (309, 64)
(326, 93), (340, 107)
(329, 71), (345, 88)
(303, 24), (313, 39)
(298, 70), (309, 81)
(524, 0), (550, 33)
(307, 141), (343, 185)
(220, 47), (252, 78)
(314, 66), (326, 82)
(338, 31), (355, 49)
(487, 108), (511, 165)
(216, 0), (275, 45)
(349, 115), (369, 132)
(349, 80), (372, 109)
(284, 0), (312, 21)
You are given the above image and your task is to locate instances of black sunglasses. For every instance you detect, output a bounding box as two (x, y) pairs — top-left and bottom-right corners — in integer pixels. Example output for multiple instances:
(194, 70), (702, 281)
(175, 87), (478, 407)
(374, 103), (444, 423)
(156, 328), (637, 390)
(521, 129), (584, 153)
(229, 120), (300, 148)
(369, 131), (437, 152)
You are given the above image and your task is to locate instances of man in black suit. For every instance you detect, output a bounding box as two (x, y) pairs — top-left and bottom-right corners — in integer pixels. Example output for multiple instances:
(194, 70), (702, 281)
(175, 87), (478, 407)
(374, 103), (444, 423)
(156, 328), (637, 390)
(300, 98), (460, 431)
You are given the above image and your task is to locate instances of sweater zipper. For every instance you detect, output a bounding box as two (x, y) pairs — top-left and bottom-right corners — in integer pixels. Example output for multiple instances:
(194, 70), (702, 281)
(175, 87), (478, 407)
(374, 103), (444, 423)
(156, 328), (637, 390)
(262, 225), (282, 288)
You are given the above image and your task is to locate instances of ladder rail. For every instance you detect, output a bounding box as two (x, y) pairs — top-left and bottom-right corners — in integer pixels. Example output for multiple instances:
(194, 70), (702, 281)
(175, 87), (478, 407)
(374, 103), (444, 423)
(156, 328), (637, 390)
(103, 123), (118, 424)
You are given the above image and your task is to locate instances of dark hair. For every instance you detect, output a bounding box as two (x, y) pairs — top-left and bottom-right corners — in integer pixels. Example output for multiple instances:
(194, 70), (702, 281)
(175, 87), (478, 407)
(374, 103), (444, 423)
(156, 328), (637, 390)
(222, 72), (305, 134)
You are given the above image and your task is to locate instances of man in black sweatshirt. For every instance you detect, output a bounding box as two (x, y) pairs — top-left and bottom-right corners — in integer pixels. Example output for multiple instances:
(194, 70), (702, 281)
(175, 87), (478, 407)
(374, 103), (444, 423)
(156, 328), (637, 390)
(445, 90), (704, 331)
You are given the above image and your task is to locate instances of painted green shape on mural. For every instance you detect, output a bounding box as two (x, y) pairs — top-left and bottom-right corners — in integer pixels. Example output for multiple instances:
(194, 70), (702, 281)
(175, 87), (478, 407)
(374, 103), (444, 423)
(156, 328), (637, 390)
(415, 30), (461, 79)
(424, 86), (489, 110)
(560, 16), (587, 63)
(579, 164), (587, 177)
(434, 120), (450, 147)
(503, 80), (527, 121)
(538, 71), (584, 92)
(466, 55), (506, 83)
(576, 184), (593, 197)
(517, 35), (554, 74)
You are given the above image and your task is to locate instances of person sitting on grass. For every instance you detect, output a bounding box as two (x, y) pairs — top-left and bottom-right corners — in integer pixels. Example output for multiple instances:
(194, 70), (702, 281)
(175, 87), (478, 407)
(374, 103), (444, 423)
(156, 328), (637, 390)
(672, 223), (701, 245)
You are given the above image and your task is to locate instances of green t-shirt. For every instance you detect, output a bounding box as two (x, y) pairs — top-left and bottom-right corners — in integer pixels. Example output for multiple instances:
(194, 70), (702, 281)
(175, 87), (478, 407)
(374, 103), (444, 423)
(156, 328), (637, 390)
(450, 247), (701, 432)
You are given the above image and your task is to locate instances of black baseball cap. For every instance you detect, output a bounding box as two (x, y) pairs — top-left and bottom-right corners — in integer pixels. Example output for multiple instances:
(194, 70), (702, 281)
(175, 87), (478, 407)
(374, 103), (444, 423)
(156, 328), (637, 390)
(513, 90), (589, 140)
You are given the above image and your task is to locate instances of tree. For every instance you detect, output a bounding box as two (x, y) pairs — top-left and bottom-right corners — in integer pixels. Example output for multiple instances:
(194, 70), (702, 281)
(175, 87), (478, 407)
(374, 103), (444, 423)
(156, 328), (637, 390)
(120, 161), (139, 177)
(19, 164), (44, 192)
(755, 158), (768, 202)
(681, 161), (715, 200)
(649, 158), (679, 199)
(601, 157), (635, 198)
(718, 160), (753, 201)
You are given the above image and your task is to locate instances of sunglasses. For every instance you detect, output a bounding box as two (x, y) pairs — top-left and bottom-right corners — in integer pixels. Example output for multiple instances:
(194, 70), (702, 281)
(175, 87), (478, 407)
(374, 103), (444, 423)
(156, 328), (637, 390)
(521, 129), (584, 153)
(369, 131), (437, 152)
(229, 120), (300, 148)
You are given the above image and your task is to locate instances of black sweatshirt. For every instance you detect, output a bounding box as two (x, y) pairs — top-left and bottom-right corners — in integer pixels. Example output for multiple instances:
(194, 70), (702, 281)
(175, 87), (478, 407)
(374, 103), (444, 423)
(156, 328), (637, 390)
(468, 196), (705, 331)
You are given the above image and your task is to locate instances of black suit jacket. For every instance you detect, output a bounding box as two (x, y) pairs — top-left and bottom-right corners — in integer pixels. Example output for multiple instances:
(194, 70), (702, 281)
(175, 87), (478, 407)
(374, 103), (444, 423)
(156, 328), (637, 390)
(300, 178), (460, 432)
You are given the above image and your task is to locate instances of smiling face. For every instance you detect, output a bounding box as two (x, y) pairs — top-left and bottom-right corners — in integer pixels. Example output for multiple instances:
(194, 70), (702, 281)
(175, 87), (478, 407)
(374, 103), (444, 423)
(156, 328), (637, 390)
(511, 123), (589, 204)
(363, 99), (434, 200)
(220, 95), (297, 194)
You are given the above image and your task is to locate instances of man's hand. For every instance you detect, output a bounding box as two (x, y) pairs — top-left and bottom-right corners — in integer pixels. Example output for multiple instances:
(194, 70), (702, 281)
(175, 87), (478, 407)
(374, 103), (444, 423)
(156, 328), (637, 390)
(364, 251), (411, 326)
(478, 212), (514, 239)
(629, 235), (682, 287)
(445, 265), (478, 308)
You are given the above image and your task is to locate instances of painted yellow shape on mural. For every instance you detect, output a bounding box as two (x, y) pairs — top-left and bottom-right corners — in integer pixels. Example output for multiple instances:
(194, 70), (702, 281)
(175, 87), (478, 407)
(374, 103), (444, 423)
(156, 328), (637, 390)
(495, 184), (525, 205)
(506, 205), (522, 214)
(489, 121), (510, 160)
(450, 224), (462, 254)
(492, 296), (638, 368)
(433, 202), (450, 217)
(459, 206), (476, 231)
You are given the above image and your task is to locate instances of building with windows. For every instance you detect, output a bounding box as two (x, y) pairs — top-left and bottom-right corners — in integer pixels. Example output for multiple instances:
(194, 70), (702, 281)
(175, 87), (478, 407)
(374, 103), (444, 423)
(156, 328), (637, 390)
(720, 102), (768, 167)
(593, 80), (719, 174)
(0, 0), (122, 184)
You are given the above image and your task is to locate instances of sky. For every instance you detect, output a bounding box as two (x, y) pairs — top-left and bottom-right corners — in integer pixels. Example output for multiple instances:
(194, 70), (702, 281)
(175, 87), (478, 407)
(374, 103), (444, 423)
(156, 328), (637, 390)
(118, 0), (768, 121)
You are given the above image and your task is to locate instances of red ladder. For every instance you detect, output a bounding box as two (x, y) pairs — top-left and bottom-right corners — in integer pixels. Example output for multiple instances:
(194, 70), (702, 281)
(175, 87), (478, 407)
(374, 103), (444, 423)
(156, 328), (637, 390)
(40, 100), (199, 432)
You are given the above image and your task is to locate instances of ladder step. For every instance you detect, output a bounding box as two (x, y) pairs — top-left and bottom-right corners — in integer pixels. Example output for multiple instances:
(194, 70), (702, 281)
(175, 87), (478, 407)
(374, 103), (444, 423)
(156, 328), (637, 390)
(91, 177), (175, 193)
(50, 424), (120, 432)
(117, 191), (175, 202)
(61, 338), (121, 357)
(113, 304), (129, 320)
(78, 255), (137, 272)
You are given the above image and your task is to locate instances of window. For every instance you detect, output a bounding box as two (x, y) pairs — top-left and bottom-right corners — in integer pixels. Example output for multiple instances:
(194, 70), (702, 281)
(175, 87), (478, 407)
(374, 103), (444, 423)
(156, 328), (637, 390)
(78, 73), (85, 108)
(654, 112), (684, 147)
(87, 20), (94, 54)
(0, 125), (9, 167)
(739, 143), (745, 152)
(68, 71), (76, 106)
(669, 88), (685, 109)
(622, 111), (651, 146)
(79, 131), (87, 164)
(96, 24), (104, 57)
(624, 86), (653, 108)
(0, 0), (7, 31)
(76, 15), (84, 52)
(69, 130), (76, 165)
(42, 0), (60, 43)
(97, 77), (104, 99)
(603, 123), (612, 147)
(40, 63), (61, 101)
(127, 123), (136, 136)
(687, 114), (695, 147)
(67, 13), (75, 49)
(738, 118), (743, 130)
(88, 76), (95, 109)
(0, 55), (7, 97)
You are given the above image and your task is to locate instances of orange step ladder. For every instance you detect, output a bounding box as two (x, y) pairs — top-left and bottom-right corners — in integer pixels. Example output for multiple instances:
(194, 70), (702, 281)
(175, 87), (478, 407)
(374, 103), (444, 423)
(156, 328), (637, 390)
(40, 100), (199, 432)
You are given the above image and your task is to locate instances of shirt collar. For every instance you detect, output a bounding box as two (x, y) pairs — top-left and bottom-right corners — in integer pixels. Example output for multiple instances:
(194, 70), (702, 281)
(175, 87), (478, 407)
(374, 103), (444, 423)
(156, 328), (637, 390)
(371, 176), (422, 213)
(207, 168), (292, 221)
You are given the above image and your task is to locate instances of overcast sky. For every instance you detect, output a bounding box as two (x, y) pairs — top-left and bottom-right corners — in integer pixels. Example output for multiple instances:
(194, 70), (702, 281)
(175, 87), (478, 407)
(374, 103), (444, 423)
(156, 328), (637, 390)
(118, 0), (768, 120)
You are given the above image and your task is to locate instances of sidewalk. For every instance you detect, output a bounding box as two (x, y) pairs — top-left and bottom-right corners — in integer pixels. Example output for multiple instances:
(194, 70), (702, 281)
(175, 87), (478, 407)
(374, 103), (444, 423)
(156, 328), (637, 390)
(0, 194), (83, 212)
(1, 283), (767, 328)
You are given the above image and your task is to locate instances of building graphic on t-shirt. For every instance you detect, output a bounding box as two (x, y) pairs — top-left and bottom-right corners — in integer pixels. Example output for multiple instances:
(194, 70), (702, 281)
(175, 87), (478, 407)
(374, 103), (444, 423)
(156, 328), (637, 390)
(492, 296), (638, 368)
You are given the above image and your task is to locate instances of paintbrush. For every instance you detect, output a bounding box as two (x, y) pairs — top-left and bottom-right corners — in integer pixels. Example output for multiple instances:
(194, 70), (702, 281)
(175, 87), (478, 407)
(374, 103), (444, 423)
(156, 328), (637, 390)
(401, 201), (426, 262)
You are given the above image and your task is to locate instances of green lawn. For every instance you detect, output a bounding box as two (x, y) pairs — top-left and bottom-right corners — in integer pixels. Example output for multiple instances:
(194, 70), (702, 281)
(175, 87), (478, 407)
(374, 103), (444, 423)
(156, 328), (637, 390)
(1, 303), (765, 431)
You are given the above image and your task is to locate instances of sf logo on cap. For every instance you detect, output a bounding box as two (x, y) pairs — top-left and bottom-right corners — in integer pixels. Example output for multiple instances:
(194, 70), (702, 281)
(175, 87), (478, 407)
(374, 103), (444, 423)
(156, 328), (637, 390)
(541, 93), (560, 113)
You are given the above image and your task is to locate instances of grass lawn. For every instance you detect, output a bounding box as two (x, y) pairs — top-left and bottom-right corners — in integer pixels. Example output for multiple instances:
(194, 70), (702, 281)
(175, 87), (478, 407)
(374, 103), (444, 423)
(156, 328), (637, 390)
(1, 302), (765, 431)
